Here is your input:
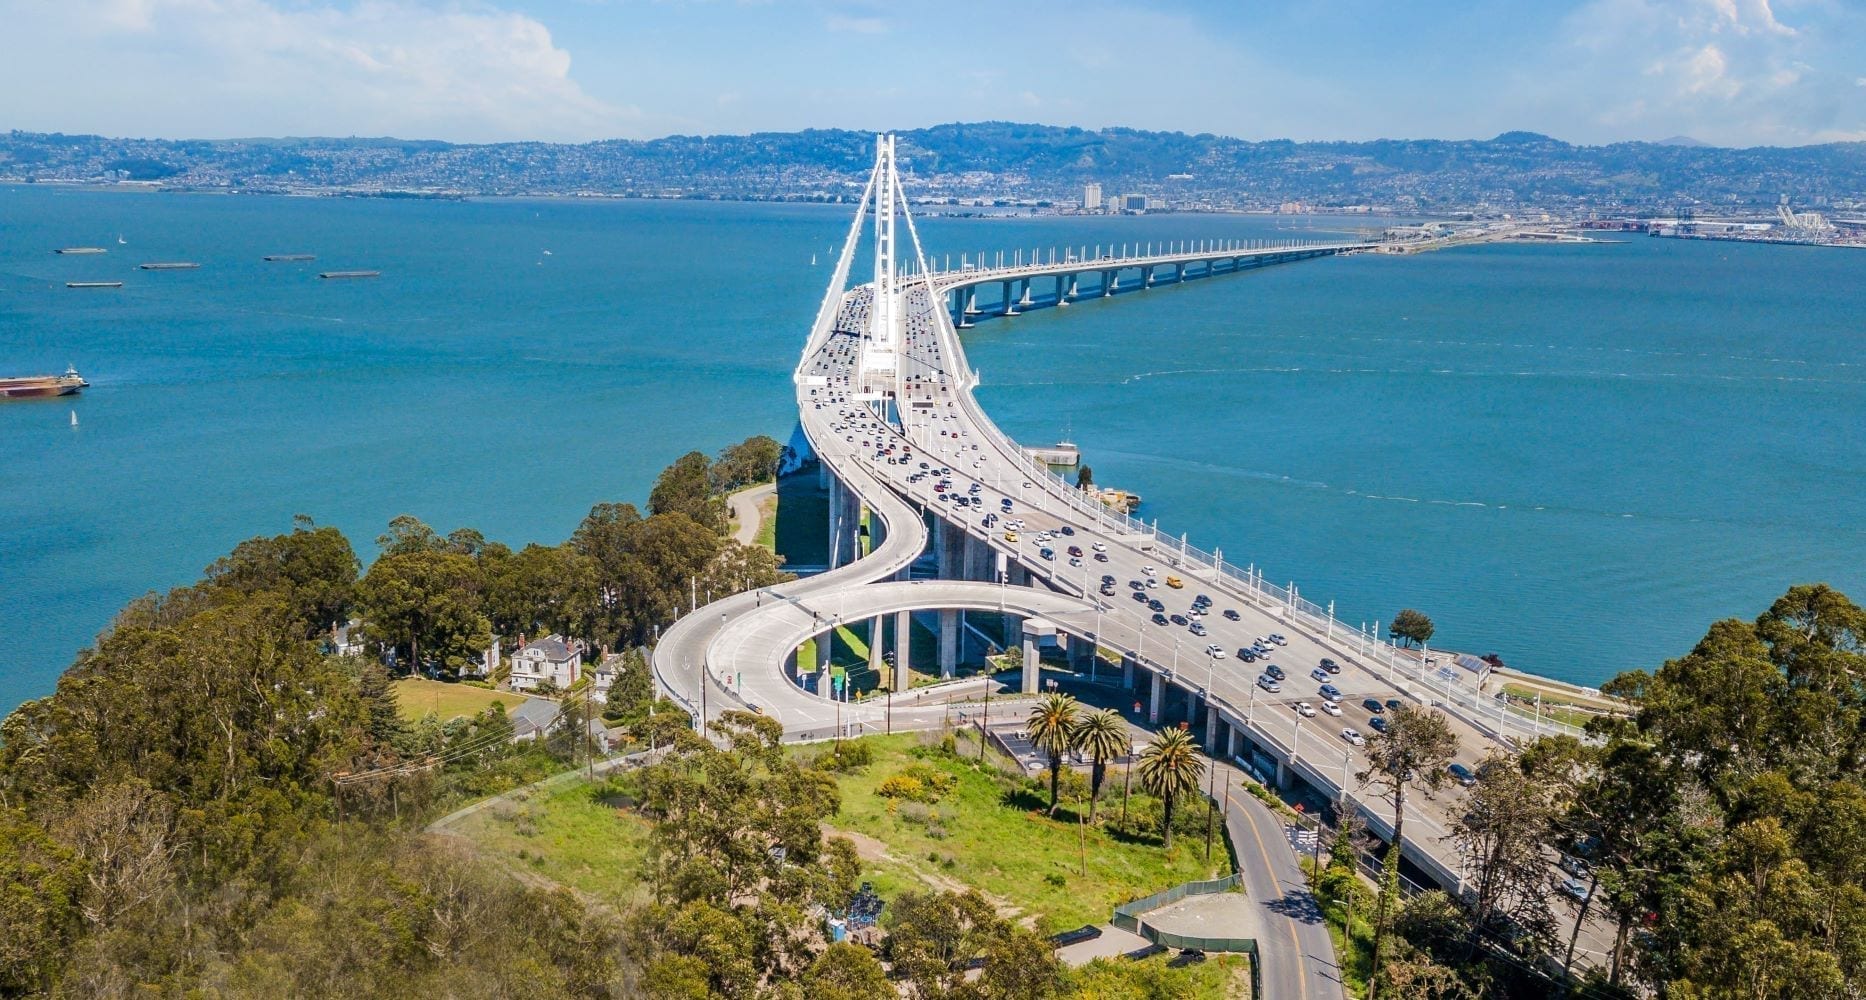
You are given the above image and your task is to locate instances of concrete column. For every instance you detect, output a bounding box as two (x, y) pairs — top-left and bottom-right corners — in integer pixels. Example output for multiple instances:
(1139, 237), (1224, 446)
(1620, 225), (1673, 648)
(1069, 634), (1090, 672)
(1002, 280), (1016, 316)
(1017, 279), (1034, 307)
(1143, 264), (1154, 287)
(1103, 270), (1116, 296)
(1122, 654), (1136, 689)
(1206, 704), (1219, 741)
(938, 609), (958, 679)
(1022, 632), (1040, 694)
(1276, 758), (1293, 791)
(1149, 671), (1164, 724)
(1226, 725), (1241, 762)
(817, 631), (833, 700)
(894, 610), (912, 692)
(868, 616), (884, 681)
(826, 475), (841, 569)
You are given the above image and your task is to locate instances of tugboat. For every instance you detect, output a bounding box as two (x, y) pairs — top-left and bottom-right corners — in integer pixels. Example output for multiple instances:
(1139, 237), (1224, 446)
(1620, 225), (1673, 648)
(1, 365), (89, 399)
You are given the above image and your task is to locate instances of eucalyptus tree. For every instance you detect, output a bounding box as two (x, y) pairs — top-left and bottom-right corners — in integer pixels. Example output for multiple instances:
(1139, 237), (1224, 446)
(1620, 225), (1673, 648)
(1358, 705), (1458, 999)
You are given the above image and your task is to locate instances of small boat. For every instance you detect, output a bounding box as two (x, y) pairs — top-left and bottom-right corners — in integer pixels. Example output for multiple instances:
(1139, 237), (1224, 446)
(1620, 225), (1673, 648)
(55, 247), (108, 255)
(70, 410), (79, 427)
(1, 366), (89, 399)
(117, 234), (127, 245)
(139, 262), (200, 270)
(264, 254), (316, 262)
(811, 254), (818, 266)
(66, 281), (123, 289)
(318, 270), (380, 279)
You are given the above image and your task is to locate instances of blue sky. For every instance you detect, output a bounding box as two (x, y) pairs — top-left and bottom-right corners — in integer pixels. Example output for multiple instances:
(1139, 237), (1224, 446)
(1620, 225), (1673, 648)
(2, 0), (1862, 146)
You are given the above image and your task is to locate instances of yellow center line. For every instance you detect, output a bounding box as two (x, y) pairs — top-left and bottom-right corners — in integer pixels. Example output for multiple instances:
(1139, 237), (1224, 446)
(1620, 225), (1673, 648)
(1225, 778), (1311, 1000)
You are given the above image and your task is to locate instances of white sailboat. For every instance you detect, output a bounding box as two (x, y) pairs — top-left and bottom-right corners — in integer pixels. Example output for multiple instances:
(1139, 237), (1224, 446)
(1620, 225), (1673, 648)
(117, 234), (126, 245)
(70, 410), (78, 427)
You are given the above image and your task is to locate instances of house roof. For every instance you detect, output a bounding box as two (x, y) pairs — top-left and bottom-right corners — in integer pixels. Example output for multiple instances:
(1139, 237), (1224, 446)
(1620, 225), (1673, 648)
(518, 634), (577, 661)
(509, 698), (562, 735)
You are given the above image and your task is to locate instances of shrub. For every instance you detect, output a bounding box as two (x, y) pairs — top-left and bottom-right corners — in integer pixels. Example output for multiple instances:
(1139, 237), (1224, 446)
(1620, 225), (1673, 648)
(877, 774), (925, 800)
(818, 740), (873, 773)
(1045, 873), (1067, 887)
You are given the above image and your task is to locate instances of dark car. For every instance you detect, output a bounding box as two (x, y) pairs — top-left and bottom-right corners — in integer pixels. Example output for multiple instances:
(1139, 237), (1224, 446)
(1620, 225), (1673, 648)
(1363, 698), (1386, 714)
(1129, 579), (1145, 590)
(1132, 591), (1149, 604)
(1151, 613), (1170, 626)
(1149, 599), (1165, 612)
(1369, 716), (1389, 734)
(1039, 547), (1055, 560)
(1265, 664), (1285, 680)
(1447, 763), (1477, 786)
(1059, 526), (1075, 536)
(1319, 658), (1341, 674)
(1068, 546), (1083, 557)
(1101, 574), (1116, 585)
(1240, 650), (1257, 662)
(1169, 614), (1189, 626)
(1386, 698), (1403, 712)
(1223, 609), (1241, 621)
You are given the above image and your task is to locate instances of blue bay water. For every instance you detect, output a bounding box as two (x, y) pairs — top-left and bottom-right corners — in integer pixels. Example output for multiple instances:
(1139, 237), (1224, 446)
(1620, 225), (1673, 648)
(2, 186), (1861, 713)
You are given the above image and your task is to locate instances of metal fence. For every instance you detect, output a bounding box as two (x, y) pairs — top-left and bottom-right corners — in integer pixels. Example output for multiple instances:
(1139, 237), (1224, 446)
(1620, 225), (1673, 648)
(1110, 873), (1259, 995)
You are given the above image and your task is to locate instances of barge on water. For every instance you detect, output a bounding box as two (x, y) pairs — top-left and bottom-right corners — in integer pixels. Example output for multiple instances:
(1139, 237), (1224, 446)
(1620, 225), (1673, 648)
(139, 262), (200, 270)
(66, 281), (123, 289)
(265, 254), (316, 262)
(1, 366), (89, 399)
(54, 247), (108, 255)
(318, 270), (379, 279)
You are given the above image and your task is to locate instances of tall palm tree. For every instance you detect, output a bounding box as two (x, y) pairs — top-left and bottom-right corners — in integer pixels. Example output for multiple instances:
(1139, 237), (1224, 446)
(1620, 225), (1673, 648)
(1027, 693), (1081, 815)
(1072, 709), (1129, 823)
(1136, 727), (1205, 849)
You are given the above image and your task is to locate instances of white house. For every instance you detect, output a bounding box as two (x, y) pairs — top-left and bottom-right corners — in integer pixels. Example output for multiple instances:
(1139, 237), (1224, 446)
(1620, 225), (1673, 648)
(464, 635), (502, 680)
(587, 649), (629, 699)
(509, 634), (584, 692)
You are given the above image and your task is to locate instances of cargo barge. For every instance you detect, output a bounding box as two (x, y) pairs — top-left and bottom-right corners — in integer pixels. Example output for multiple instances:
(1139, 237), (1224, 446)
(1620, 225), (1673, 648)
(1, 366), (89, 399)
(55, 247), (108, 255)
(319, 270), (379, 279)
(66, 281), (123, 289)
(265, 254), (316, 262)
(139, 262), (200, 270)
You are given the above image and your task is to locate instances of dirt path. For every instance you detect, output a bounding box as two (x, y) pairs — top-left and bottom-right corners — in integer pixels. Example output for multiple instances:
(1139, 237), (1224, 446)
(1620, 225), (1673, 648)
(728, 482), (776, 546)
(825, 823), (1032, 926)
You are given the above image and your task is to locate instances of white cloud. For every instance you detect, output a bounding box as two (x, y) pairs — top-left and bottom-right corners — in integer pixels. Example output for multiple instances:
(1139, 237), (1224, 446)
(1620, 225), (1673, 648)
(0, 0), (631, 141)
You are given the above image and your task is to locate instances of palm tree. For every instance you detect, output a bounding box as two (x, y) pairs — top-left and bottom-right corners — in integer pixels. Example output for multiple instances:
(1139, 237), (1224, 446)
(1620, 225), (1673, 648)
(1136, 727), (1204, 849)
(1026, 693), (1081, 815)
(1072, 709), (1129, 823)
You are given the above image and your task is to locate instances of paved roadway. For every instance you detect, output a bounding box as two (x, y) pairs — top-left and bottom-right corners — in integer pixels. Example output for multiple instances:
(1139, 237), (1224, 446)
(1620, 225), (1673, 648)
(651, 237), (1615, 972)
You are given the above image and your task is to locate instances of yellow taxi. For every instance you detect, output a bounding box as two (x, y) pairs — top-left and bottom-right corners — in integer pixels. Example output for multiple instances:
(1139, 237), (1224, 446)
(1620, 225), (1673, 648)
(1165, 575), (1184, 589)
(1004, 531), (1020, 543)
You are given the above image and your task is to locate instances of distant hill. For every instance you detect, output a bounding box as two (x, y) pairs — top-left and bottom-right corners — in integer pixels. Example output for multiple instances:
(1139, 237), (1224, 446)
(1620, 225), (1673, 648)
(4, 122), (1863, 212)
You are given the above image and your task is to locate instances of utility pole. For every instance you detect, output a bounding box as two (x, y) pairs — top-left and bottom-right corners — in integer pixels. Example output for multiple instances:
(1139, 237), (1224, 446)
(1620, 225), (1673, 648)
(1204, 757), (1218, 862)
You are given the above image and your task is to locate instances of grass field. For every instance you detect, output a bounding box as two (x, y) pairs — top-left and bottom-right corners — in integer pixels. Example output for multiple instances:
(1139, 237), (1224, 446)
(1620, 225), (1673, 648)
(393, 677), (522, 722)
(452, 776), (654, 911)
(820, 735), (1232, 934)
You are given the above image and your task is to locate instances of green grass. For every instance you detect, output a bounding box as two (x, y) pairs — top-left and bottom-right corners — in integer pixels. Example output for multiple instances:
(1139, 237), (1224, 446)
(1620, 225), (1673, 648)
(1068, 950), (1253, 998)
(1500, 683), (1599, 728)
(1304, 858), (1375, 998)
(452, 776), (654, 911)
(820, 735), (1231, 934)
(393, 677), (520, 722)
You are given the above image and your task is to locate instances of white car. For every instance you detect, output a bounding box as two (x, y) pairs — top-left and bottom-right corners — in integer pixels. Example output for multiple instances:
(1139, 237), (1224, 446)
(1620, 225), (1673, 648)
(1091, 542), (1107, 553)
(1021, 481), (1032, 490)
(1320, 701), (1343, 717)
(1296, 701), (1317, 718)
(1142, 565), (1157, 576)
(1206, 645), (1226, 659)
(1341, 727), (1365, 747)
(1144, 578), (1159, 589)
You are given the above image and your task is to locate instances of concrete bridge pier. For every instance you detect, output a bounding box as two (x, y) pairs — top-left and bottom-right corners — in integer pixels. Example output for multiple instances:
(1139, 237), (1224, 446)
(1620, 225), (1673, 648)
(893, 610), (912, 691)
(963, 290), (980, 316)
(1122, 654), (1136, 689)
(1174, 262), (1186, 283)
(1103, 270), (1117, 296)
(938, 609), (958, 679)
(1017, 281), (1035, 309)
(1206, 703), (1219, 742)
(817, 631), (833, 700)
(868, 615), (885, 682)
(1001, 280), (1018, 316)
(963, 533), (990, 582)
(1148, 670), (1164, 724)
(1142, 264), (1154, 287)
(1020, 618), (1055, 694)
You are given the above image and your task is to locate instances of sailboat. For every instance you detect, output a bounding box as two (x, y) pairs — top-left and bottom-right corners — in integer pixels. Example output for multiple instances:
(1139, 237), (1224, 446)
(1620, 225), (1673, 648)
(70, 410), (78, 427)
(117, 234), (126, 245)
(810, 253), (818, 266)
